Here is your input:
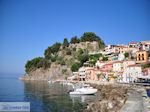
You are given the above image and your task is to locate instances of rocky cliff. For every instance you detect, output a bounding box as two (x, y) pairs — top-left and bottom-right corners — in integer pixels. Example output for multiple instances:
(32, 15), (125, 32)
(21, 63), (72, 81)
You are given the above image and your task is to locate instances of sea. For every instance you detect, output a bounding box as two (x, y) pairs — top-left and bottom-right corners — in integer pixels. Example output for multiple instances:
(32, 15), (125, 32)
(0, 73), (97, 112)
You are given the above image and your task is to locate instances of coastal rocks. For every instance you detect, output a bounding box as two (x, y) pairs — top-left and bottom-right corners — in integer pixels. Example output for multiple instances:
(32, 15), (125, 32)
(20, 64), (72, 81)
(85, 84), (129, 112)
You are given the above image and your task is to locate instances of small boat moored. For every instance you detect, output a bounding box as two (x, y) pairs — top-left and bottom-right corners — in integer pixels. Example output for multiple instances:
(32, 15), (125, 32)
(69, 84), (97, 95)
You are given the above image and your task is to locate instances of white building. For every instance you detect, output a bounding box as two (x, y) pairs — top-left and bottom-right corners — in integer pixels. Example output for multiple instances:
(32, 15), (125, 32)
(78, 67), (86, 81)
(139, 41), (150, 52)
(105, 45), (116, 54)
(95, 61), (105, 68)
(128, 42), (138, 48)
(113, 61), (123, 72)
(123, 60), (136, 70)
(123, 64), (142, 83)
(118, 53), (125, 61)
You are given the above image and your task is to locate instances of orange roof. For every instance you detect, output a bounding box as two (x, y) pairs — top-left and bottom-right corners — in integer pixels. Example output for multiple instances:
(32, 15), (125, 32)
(115, 45), (128, 48)
(128, 64), (140, 67)
(113, 61), (123, 63)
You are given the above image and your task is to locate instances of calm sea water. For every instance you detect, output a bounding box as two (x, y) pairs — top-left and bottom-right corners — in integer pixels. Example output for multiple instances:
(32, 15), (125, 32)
(0, 74), (97, 112)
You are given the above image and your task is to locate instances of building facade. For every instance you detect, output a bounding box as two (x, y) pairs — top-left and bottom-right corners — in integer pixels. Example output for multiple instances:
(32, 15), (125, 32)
(136, 50), (149, 63)
(123, 64), (142, 83)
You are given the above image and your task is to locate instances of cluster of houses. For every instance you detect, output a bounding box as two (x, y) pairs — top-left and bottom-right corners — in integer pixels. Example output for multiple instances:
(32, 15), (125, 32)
(69, 41), (150, 83)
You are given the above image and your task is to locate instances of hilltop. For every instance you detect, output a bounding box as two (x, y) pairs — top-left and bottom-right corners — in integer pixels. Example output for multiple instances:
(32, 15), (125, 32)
(21, 32), (105, 80)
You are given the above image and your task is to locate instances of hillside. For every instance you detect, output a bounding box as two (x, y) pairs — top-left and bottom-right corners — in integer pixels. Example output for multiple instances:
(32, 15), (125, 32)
(22, 32), (105, 80)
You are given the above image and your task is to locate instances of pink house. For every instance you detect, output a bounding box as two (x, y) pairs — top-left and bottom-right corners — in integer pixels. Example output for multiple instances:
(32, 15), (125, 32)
(102, 62), (113, 71)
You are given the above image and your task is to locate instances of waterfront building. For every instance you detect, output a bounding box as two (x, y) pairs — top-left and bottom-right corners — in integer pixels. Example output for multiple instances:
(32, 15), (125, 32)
(123, 64), (142, 83)
(78, 67), (86, 81)
(123, 60), (136, 70)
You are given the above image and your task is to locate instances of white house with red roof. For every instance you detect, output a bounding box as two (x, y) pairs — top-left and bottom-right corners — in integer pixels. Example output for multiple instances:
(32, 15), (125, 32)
(128, 42), (138, 48)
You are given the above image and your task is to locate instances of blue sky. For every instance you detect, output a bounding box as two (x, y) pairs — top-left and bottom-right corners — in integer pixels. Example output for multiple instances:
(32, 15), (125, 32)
(0, 0), (150, 74)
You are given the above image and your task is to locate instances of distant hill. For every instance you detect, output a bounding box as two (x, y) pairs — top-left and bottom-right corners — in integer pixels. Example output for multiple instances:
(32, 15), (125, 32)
(22, 32), (105, 80)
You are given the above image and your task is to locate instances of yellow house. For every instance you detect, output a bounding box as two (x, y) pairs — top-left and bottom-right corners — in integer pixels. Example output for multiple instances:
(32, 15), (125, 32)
(136, 50), (148, 63)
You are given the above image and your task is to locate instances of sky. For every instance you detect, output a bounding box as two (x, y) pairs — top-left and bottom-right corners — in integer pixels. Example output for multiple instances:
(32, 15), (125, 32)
(0, 0), (150, 74)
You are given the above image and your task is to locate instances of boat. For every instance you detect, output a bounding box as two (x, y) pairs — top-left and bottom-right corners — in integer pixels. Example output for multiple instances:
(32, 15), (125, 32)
(62, 81), (74, 86)
(69, 84), (97, 95)
(48, 80), (55, 84)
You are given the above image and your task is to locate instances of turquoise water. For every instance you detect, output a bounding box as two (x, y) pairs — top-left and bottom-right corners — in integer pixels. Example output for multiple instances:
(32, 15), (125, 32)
(0, 74), (97, 112)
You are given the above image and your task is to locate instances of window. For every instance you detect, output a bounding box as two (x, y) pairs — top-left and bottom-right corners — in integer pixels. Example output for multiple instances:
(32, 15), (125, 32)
(142, 54), (144, 60)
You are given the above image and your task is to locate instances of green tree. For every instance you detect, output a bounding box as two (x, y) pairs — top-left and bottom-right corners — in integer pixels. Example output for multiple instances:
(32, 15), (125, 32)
(78, 53), (89, 66)
(63, 38), (69, 47)
(44, 42), (61, 59)
(124, 52), (129, 58)
(70, 36), (80, 44)
(89, 53), (102, 61)
(71, 62), (81, 72)
(102, 56), (108, 61)
(141, 63), (150, 69)
(50, 42), (61, 53)
(25, 57), (51, 74)
(50, 55), (57, 62)
(78, 49), (84, 55)
(80, 32), (105, 48)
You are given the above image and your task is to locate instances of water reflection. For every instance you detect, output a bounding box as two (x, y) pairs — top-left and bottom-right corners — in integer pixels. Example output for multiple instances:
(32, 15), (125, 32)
(23, 81), (92, 112)
(70, 94), (97, 103)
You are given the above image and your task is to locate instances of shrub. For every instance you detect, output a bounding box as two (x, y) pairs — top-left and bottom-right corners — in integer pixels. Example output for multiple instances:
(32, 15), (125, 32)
(124, 52), (129, 58)
(141, 63), (150, 69)
(70, 36), (80, 44)
(80, 32), (105, 48)
(71, 62), (81, 72)
(66, 49), (72, 55)
(25, 57), (51, 74)
(102, 56), (108, 61)
(63, 38), (69, 47)
(44, 42), (61, 59)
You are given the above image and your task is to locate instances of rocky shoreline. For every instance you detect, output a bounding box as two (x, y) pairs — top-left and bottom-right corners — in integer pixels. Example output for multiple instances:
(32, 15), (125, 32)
(84, 83), (129, 112)
(83, 82), (150, 112)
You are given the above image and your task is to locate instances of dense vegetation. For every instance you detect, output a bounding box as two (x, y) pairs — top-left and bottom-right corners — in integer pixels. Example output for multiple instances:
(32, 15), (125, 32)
(44, 42), (61, 59)
(80, 32), (105, 48)
(25, 57), (51, 73)
(141, 63), (150, 69)
(25, 32), (105, 73)
(70, 36), (80, 44)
